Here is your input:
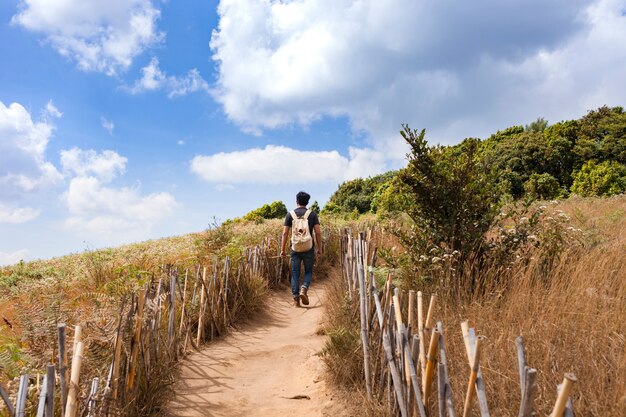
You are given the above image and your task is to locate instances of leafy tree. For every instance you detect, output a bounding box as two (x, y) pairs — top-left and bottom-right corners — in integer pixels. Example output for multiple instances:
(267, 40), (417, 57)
(242, 200), (287, 222)
(523, 173), (561, 200)
(397, 126), (500, 260)
(323, 171), (396, 215)
(310, 200), (320, 213)
(525, 117), (548, 132)
(571, 160), (626, 196)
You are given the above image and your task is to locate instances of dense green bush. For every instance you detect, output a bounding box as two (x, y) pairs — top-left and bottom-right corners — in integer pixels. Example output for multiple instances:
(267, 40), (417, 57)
(396, 126), (500, 264)
(523, 173), (562, 200)
(242, 200), (287, 222)
(571, 160), (626, 196)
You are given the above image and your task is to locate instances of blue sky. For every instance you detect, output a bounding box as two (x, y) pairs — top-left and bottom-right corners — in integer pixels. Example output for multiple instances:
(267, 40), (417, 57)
(1, 0), (625, 264)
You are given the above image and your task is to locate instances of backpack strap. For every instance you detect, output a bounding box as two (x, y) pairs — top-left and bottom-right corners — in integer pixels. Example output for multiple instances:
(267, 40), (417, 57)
(290, 210), (299, 220)
(302, 209), (312, 220)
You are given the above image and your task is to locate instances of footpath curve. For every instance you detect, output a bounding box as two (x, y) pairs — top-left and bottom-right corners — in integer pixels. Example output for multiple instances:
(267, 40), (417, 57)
(166, 283), (348, 417)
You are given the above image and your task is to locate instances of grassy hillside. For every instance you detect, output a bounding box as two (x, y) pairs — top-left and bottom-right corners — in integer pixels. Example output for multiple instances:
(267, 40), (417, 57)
(322, 195), (625, 416)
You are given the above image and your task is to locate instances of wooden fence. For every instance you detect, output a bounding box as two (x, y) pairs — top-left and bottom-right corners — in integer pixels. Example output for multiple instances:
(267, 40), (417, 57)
(340, 229), (577, 417)
(0, 235), (290, 417)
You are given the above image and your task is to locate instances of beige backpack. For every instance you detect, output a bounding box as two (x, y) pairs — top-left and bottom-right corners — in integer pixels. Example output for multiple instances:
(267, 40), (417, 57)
(290, 209), (313, 252)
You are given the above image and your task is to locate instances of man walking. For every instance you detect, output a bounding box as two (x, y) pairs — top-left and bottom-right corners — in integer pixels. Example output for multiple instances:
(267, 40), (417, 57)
(280, 191), (322, 307)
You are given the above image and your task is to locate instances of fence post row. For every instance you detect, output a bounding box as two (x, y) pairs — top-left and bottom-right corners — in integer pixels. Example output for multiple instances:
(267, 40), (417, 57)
(0, 231), (293, 416)
(339, 228), (578, 417)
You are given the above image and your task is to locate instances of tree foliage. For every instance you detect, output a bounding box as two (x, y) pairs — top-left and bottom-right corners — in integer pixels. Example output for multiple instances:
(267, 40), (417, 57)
(397, 127), (500, 259)
(571, 160), (626, 197)
(240, 200), (288, 223)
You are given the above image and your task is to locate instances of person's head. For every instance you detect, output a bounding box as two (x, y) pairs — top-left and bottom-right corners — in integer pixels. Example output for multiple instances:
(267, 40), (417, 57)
(296, 191), (310, 207)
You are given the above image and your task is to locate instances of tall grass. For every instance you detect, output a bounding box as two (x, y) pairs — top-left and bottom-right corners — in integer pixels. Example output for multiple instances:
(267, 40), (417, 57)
(322, 195), (625, 416)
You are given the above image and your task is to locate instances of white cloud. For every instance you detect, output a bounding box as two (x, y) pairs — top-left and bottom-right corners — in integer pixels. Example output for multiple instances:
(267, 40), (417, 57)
(0, 204), (40, 224)
(177, 139), (185, 146)
(12, 0), (163, 75)
(101, 117), (114, 135)
(0, 101), (63, 199)
(63, 175), (178, 239)
(209, 0), (624, 152)
(0, 249), (30, 266)
(59, 148), (178, 240)
(60, 147), (127, 182)
(129, 58), (209, 98)
(190, 145), (387, 185)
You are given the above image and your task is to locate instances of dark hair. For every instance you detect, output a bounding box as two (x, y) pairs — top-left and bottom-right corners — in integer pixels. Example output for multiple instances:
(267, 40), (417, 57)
(296, 191), (311, 206)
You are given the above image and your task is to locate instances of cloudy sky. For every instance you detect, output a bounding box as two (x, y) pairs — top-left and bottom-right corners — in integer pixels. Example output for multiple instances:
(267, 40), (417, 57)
(1, 0), (625, 264)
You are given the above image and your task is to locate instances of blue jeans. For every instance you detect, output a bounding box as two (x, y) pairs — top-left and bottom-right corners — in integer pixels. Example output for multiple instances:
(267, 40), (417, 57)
(290, 249), (314, 298)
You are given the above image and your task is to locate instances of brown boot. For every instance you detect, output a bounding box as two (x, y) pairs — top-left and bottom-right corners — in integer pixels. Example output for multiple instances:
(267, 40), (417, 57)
(299, 286), (309, 306)
(293, 296), (301, 307)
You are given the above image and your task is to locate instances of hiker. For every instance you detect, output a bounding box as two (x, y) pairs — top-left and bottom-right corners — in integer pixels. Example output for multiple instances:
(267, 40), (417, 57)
(280, 191), (322, 307)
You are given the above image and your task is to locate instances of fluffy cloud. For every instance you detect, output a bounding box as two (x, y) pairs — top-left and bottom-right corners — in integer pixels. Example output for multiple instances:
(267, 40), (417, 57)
(0, 204), (40, 224)
(12, 0), (163, 75)
(61, 147), (127, 182)
(0, 249), (30, 266)
(129, 58), (209, 98)
(0, 100), (63, 199)
(191, 145), (386, 185)
(210, 0), (625, 152)
(61, 149), (178, 239)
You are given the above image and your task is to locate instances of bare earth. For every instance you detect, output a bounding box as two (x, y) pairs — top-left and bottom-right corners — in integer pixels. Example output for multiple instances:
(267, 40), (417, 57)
(166, 283), (349, 417)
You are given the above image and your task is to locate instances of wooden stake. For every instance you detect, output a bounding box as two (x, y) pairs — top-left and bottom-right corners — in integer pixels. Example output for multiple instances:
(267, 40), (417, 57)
(127, 288), (146, 391)
(57, 323), (68, 416)
(518, 367), (537, 417)
(72, 325), (82, 356)
(408, 290), (416, 335)
(36, 373), (48, 417)
(16, 374), (29, 417)
(358, 252), (372, 399)
(196, 267), (206, 346)
(461, 323), (490, 417)
(463, 337), (483, 417)
(549, 374), (577, 417)
(425, 294), (437, 331)
(64, 341), (84, 417)
(87, 378), (100, 417)
(0, 382), (15, 416)
(423, 328), (440, 403)
(45, 365), (55, 417)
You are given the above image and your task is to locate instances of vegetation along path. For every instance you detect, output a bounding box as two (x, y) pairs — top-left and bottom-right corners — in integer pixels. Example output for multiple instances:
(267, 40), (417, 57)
(166, 282), (347, 417)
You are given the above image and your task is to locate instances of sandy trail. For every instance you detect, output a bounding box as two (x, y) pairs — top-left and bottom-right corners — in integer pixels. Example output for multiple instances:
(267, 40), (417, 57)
(166, 283), (348, 417)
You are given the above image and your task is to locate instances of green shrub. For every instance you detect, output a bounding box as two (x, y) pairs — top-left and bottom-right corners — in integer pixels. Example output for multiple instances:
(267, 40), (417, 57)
(523, 172), (562, 200)
(571, 160), (626, 196)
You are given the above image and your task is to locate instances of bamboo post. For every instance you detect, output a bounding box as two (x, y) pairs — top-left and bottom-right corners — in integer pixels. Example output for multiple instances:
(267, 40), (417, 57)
(168, 274), (176, 352)
(438, 363), (446, 417)
(408, 290), (416, 335)
(179, 269), (189, 337)
(45, 365), (54, 417)
(417, 291), (426, 374)
(425, 294), (437, 331)
(383, 323), (409, 417)
(0, 382), (15, 416)
(72, 325), (82, 355)
(16, 374), (29, 417)
(36, 372), (48, 417)
(87, 378), (99, 417)
(64, 341), (84, 417)
(196, 267), (206, 346)
(401, 325), (427, 417)
(549, 374), (577, 417)
(357, 249), (373, 399)
(57, 323), (68, 416)
(111, 301), (125, 400)
(518, 367), (537, 417)
(127, 288), (146, 392)
(437, 321), (456, 417)
(423, 328), (440, 403)
(461, 323), (490, 417)
(463, 337), (483, 417)
(515, 336), (526, 398)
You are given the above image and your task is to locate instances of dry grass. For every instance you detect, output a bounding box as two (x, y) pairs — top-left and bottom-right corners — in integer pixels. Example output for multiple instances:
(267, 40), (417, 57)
(323, 195), (625, 416)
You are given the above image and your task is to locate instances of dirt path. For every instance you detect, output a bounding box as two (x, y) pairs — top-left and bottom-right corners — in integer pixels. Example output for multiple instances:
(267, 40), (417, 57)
(166, 283), (348, 417)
